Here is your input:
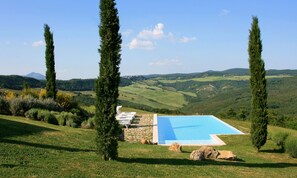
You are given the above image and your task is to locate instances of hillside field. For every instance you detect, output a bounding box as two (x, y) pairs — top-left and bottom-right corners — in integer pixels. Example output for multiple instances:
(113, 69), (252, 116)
(1, 114), (297, 177)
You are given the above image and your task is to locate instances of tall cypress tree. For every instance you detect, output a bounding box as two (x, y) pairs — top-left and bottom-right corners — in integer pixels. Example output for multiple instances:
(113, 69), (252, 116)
(248, 16), (268, 151)
(44, 24), (57, 100)
(95, 0), (122, 160)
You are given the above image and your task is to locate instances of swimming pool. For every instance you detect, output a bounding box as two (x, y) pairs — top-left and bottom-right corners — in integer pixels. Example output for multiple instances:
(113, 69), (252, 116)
(153, 115), (244, 145)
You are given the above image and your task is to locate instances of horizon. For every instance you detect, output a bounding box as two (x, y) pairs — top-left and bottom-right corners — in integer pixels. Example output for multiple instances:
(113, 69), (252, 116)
(2, 67), (296, 80)
(0, 0), (296, 80)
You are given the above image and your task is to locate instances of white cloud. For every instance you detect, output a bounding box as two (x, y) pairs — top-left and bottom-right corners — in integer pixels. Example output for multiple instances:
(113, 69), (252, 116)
(32, 40), (44, 47)
(128, 22), (196, 50)
(128, 38), (154, 50)
(219, 9), (230, 16)
(149, 59), (182, 66)
(138, 23), (165, 40)
(179, 37), (197, 43)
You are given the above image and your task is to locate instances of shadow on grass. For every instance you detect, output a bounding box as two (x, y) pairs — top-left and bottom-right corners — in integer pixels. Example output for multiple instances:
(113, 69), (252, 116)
(0, 118), (56, 138)
(260, 149), (285, 154)
(0, 138), (94, 152)
(117, 157), (297, 168)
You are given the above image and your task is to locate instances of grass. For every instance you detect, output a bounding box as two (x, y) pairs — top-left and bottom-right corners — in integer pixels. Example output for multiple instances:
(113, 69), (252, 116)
(157, 75), (292, 83)
(120, 83), (187, 109)
(1, 114), (297, 177)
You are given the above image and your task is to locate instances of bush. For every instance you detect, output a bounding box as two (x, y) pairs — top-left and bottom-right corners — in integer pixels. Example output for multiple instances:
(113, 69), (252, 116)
(0, 97), (11, 115)
(56, 92), (75, 111)
(25, 108), (58, 125)
(25, 108), (39, 120)
(44, 113), (58, 125)
(285, 136), (297, 158)
(81, 117), (95, 129)
(21, 88), (39, 98)
(272, 132), (290, 151)
(56, 112), (81, 127)
(10, 96), (62, 116)
(66, 118), (78, 128)
(10, 96), (36, 116)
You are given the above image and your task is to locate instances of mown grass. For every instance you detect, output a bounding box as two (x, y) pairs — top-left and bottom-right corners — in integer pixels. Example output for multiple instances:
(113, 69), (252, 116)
(1, 114), (297, 177)
(157, 75), (292, 83)
(120, 83), (187, 109)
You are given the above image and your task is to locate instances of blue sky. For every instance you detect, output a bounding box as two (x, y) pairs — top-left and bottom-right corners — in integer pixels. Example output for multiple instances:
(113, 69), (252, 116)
(0, 0), (296, 79)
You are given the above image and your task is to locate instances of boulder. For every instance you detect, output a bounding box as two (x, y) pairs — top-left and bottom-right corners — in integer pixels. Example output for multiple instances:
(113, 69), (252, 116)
(217, 150), (237, 160)
(198, 146), (219, 159)
(140, 138), (148, 144)
(190, 150), (205, 161)
(168, 143), (182, 152)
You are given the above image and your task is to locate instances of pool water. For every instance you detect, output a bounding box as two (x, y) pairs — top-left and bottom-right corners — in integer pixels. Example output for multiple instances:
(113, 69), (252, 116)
(156, 115), (244, 145)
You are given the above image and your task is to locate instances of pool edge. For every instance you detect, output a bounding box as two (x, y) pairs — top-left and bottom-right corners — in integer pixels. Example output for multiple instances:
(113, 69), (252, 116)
(153, 114), (158, 144)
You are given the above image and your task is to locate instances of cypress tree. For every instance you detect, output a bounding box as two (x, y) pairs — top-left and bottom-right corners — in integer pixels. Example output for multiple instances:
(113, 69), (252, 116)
(248, 16), (268, 151)
(95, 0), (122, 160)
(44, 24), (57, 100)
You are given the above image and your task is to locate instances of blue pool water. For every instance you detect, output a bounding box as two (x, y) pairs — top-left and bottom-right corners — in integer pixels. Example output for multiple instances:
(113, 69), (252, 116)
(157, 115), (243, 145)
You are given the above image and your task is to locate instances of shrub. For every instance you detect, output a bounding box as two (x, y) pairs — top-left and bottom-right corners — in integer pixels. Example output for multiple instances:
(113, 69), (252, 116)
(25, 108), (39, 120)
(21, 88), (39, 98)
(285, 136), (297, 158)
(272, 132), (290, 151)
(56, 92), (75, 110)
(81, 117), (95, 129)
(4, 90), (17, 101)
(39, 89), (47, 99)
(56, 111), (80, 127)
(70, 107), (89, 121)
(66, 118), (78, 128)
(40, 98), (62, 111)
(44, 113), (58, 125)
(37, 110), (49, 121)
(25, 108), (58, 125)
(10, 96), (62, 116)
(10, 96), (36, 116)
(0, 97), (11, 115)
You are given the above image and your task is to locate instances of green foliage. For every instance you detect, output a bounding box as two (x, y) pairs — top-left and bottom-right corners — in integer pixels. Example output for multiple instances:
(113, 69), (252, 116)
(44, 24), (57, 100)
(55, 111), (83, 128)
(25, 108), (40, 120)
(25, 108), (58, 125)
(0, 97), (11, 115)
(9, 96), (62, 116)
(81, 117), (96, 129)
(95, 0), (122, 160)
(248, 16), (268, 150)
(272, 132), (290, 151)
(56, 92), (74, 110)
(21, 88), (39, 98)
(285, 136), (297, 158)
(237, 107), (249, 120)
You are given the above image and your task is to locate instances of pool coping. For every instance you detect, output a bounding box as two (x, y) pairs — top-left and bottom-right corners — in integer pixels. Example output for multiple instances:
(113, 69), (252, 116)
(153, 114), (245, 146)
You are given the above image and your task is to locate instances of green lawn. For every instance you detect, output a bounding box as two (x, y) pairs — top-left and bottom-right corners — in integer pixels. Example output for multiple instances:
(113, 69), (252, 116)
(157, 75), (292, 83)
(1, 115), (297, 177)
(120, 83), (187, 109)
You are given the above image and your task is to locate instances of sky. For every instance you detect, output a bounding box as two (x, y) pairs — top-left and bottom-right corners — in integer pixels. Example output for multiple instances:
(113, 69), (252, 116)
(0, 0), (296, 80)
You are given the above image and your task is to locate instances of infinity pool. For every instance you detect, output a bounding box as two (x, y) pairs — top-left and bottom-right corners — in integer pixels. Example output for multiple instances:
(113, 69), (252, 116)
(153, 115), (244, 145)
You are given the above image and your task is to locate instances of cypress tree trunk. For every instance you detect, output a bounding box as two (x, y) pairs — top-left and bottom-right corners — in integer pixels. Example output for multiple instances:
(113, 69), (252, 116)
(95, 0), (122, 160)
(44, 24), (57, 100)
(248, 16), (268, 151)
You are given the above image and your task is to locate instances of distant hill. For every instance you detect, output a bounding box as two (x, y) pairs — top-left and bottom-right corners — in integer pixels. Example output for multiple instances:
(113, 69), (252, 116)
(26, 72), (46, 80)
(0, 75), (132, 90)
(1, 68), (297, 90)
(144, 68), (297, 80)
(0, 75), (44, 89)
